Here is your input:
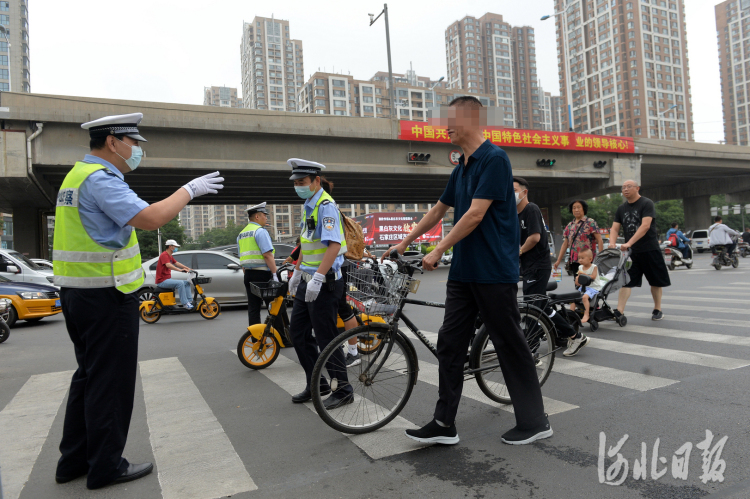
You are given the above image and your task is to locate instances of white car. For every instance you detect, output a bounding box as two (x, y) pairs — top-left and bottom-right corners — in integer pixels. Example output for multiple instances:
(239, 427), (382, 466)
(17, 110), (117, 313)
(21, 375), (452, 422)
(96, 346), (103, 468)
(31, 259), (54, 271)
(0, 250), (56, 286)
(138, 250), (248, 305)
(690, 230), (709, 253)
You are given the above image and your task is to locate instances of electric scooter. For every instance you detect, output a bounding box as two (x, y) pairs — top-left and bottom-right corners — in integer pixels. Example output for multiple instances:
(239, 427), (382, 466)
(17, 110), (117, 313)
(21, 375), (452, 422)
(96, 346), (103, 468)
(139, 271), (220, 323)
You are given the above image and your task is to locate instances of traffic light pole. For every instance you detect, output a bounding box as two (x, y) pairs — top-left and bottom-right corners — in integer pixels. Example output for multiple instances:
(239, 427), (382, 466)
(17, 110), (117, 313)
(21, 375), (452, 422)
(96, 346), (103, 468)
(383, 4), (395, 120)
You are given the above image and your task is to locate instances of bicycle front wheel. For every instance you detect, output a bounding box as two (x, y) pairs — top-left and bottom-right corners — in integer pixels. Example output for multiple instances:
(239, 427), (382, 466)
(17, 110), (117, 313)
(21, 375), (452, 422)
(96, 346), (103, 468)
(311, 324), (418, 434)
(470, 304), (555, 404)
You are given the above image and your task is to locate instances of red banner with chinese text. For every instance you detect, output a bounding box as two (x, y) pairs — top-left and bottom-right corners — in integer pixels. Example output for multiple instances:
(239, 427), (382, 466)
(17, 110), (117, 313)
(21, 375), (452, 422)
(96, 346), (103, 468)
(398, 121), (635, 154)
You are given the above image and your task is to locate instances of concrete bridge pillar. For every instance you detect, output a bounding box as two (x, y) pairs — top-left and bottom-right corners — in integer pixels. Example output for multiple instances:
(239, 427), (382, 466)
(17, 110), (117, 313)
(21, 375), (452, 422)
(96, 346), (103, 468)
(545, 204), (564, 251)
(683, 195), (712, 232)
(10, 208), (50, 259)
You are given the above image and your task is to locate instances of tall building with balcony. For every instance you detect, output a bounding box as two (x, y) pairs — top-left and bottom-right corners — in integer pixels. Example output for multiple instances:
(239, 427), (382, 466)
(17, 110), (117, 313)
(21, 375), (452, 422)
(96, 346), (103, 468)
(240, 17), (304, 111)
(0, 0), (30, 92)
(203, 86), (241, 108)
(716, 0), (750, 145)
(445, 13), (542, 129)
(553, 0), (693, 140)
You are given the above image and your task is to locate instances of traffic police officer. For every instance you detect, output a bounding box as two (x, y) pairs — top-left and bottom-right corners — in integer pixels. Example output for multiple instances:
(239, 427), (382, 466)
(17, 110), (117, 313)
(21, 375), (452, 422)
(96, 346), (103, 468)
(286, 158), (353, 410)
(238, 202), (287, 334)
(53, 113), (224, 489)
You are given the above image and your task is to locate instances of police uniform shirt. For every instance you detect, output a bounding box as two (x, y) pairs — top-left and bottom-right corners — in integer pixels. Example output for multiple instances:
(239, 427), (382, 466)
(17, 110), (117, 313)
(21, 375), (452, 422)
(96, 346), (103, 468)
(299, 188), (344, 277)
(236, 225), (274, 261)
(78, 154), (149, 249)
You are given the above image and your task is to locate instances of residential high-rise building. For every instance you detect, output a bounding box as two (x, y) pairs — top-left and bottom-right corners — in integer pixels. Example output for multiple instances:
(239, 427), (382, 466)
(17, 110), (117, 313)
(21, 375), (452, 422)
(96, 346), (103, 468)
(298, 69), (496, 120)
(445, 13), (542, 129)
(240, 16), (304, 111)
(550, 94), (566, 132)
(179, 204), (304, 243)
(204, 86), (241, 108)
(0, 0), (30, 92)
(553, 0), (693, 140)
(716, 0), (750, 145)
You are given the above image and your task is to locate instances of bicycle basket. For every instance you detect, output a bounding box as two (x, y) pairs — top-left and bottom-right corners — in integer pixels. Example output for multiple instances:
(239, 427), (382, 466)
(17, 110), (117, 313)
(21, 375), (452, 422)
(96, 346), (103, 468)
(195, 276), (212, 285)
(345, 263), (417, 320)
(249, 280), (288, 300)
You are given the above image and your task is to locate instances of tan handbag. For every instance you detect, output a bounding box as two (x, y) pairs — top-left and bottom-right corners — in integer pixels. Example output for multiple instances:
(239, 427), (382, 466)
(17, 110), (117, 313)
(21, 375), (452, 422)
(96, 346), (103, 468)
(321, 201), (365, 261)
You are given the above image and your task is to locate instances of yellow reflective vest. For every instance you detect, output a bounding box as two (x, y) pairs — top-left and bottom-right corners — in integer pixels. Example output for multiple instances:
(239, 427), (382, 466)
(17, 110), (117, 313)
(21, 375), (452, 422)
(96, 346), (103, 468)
(238, 222), (273, 269)
(301, 190), (347, 269)
(52, 162), (144, 293)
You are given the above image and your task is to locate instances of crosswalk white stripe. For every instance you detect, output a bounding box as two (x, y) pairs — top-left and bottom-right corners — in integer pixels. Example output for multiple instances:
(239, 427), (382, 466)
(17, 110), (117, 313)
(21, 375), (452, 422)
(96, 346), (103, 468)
(671, 289), (748, 297)
(251, 353), (429, 460)
(402, 331), (578, 415)
(553, 358), (678, 391)
(0, 370), (73, 499)
(599, 323), (750, 347)
(700, 284), (747, 289)
(634, 295), (750, 305)
(585, 338), (750, 369)
(624, 312), (749, 328)
(626, 300), (750, 316)
(139, 357), (257, 499)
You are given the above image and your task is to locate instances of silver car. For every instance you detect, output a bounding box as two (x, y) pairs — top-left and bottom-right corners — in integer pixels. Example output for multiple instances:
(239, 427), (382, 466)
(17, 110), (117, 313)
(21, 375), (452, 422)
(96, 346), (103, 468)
(138, 250), (248, 305)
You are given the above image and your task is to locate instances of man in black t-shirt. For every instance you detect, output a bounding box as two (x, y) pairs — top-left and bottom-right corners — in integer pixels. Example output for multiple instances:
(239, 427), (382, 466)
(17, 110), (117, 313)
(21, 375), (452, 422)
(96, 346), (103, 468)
(514, 177), (551, 296)
(610, 180), (671, 321)
(742, 228), (750, 244)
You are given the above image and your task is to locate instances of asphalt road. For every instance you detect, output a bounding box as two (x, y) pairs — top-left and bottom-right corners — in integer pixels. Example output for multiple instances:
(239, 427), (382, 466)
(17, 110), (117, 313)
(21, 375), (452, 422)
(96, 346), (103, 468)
(1, 251), (749, 499)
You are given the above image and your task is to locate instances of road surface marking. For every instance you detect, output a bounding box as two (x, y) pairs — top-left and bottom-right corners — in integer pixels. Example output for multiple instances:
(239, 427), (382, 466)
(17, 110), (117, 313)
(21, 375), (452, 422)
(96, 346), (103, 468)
(0, 370), (73, 499)
(623, 312), (749, 328)
(671, 289), (749, 297)
(251, 353), (429, 460)
(553, 358), (678, 390)
(599, 323), (750, 347)
(585, 338), (750, 370)
(139, 357), (257, 499)
(632, 295), (750, 305)
(626, 300), (750, 316)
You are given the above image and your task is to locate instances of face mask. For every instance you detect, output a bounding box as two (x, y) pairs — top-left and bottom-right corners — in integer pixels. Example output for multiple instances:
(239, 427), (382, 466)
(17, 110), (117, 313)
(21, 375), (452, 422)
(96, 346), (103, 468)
(295, 185), (316, 199)
(173, 247), (178, 253)
(115, 138), (144, 171)
(515, 192), (526, 205)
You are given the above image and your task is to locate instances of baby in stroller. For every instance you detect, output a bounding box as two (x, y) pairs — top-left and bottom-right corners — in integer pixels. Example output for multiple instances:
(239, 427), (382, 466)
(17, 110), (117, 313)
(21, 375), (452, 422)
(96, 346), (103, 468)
(573, 249), (600, 324)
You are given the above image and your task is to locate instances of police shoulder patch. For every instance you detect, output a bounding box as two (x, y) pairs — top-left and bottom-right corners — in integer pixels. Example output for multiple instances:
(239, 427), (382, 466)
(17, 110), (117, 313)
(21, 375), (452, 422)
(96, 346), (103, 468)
(322, 217), (336, 231)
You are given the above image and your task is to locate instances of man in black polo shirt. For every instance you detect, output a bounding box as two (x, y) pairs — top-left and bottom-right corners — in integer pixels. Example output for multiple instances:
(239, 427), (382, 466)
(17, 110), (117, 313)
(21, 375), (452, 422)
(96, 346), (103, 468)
(385, 96), (550, 446)
(610, 179), (670, 321)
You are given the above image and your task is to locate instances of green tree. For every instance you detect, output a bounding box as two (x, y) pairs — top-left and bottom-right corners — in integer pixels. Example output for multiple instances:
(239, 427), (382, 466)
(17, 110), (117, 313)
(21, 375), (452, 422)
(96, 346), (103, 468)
(135, 217), (185, 260)
(710, 194), (747, 231)
(654, 199), (684, 237)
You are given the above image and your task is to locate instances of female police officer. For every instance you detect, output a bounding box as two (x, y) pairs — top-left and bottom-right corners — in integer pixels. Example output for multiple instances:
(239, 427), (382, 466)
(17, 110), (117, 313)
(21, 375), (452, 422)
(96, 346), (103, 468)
(286, 158), (353, 410)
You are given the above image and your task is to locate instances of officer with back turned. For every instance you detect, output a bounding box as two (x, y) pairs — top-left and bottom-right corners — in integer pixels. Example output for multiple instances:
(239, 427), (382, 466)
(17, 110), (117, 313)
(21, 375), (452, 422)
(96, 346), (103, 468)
(53, 113), (224, 489)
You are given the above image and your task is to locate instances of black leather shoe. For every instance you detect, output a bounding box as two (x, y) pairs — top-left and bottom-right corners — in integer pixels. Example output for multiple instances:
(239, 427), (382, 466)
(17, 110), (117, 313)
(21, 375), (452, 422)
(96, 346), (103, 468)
(323, 392), (354, 410)
(292, 386), (331, 403)
(111, 462), (153, 485)
(55, 470), (87, 484)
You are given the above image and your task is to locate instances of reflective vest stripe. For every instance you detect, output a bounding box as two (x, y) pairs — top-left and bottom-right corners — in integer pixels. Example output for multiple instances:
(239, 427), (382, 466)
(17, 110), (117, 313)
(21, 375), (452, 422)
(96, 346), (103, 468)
(300, 191), (347, 269)
(53, 244), (141, 263)
(239, 250), (262, 257)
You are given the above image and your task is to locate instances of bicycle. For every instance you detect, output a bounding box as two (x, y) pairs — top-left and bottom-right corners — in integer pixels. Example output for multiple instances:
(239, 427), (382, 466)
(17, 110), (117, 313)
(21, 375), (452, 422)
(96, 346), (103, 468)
(237, 264), (387, 370)
(309, 252), (571, 435)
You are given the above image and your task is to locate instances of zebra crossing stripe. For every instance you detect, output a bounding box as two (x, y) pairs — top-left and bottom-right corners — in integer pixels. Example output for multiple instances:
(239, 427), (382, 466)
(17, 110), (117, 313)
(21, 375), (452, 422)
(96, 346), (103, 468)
(634, 295), (750, 305)
(139, 357), (257, 499)
(626, 300), (750, 316)
(586, 338), (750, 369)
(253, 354), (430, 460)
(553, 358), (677, 390)
(600, 323), (750, 347)
(0, 370), (73, 499)
(623, 312), (749, 328)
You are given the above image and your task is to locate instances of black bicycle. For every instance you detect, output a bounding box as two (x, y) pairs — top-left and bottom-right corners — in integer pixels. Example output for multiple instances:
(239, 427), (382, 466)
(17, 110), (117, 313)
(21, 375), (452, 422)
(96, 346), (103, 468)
(309, 253), (572, 434)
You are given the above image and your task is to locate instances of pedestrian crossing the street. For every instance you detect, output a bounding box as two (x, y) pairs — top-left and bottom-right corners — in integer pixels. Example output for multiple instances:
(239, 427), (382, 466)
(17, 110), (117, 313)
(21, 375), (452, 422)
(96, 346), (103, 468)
(1, 317), (749, 498)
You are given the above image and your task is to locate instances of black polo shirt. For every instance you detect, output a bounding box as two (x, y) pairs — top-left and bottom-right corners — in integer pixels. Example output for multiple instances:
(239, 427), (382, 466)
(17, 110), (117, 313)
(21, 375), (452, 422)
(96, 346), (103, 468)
(439, 140), (519, 284)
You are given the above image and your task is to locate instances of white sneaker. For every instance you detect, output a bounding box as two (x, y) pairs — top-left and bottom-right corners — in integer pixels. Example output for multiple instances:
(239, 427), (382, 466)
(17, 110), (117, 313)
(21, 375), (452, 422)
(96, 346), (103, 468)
(563, 335), (589, 357)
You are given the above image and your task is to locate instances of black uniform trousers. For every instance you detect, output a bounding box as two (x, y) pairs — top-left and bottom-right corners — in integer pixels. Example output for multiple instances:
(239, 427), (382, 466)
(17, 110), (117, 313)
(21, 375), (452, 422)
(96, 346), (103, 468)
(289, 278), (352, 396)
(57, 287), (139, 489)
(434, 280), (546, 429)
(244, 269), (287, 334)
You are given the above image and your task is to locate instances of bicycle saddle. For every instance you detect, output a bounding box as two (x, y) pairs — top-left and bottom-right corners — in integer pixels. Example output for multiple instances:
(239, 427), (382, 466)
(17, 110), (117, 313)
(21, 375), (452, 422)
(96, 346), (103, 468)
(548, 291), (583, 301)
(153, 287), (173, 294)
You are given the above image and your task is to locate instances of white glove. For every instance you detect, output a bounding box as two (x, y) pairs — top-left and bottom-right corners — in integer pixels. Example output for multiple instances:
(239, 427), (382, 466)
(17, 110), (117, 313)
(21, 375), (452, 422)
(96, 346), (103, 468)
(272, 273), (279, 282)
(305, 272), (325, 302)
(182, 171), (224, 199)
(289, 269), (302, 296)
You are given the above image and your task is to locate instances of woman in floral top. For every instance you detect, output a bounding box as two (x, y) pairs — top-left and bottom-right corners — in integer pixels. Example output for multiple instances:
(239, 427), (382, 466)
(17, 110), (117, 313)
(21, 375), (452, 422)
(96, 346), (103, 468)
(554, 200), (604, 278)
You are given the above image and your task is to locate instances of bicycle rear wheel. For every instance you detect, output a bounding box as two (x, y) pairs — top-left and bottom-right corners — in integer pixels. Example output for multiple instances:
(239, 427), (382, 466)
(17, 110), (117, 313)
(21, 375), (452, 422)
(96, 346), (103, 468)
(311, 324), (418, 434)
(470, 304), (555, 404)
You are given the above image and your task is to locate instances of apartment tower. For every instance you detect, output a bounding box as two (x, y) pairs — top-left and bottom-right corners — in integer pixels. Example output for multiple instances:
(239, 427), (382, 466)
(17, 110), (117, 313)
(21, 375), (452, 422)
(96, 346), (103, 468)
(240, 16), (304, 111)
(716, 0), (750, 145)
(553, 0), (693, 140)
(203, 86), (241, 108)
(0, 0), (30, 92)
(445, 13), (542, 129)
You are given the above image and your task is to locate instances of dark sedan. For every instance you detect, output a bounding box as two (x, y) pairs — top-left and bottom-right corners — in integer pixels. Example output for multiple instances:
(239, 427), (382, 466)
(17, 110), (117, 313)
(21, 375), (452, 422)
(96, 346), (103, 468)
(0, 275), (61, 327)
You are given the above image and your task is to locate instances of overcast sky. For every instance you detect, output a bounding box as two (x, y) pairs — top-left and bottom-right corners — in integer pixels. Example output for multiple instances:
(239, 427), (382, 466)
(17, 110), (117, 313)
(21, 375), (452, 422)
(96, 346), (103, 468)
(31, 0), (726, 143)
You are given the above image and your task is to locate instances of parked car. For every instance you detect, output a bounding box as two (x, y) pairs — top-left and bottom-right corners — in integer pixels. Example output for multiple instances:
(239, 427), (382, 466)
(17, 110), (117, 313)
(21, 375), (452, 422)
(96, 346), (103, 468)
(31, 259), (54, 271)
(0, 250), (55, 286)
(138, 250), (247, 305)
(601, 236), (625, 249)
(0, 275), (61, 327)
(691, 229), (709, 253)
(207, 243), (296, 266)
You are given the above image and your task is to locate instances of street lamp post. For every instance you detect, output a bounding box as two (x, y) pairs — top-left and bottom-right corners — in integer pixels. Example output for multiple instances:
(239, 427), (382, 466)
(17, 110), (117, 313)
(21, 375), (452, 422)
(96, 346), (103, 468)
(429, 76), (445, 112)
(658, 104), (678, 141)
(542, 12), (573, 132)
(0, 25), (11, 92)
(369, 5), (395, 120)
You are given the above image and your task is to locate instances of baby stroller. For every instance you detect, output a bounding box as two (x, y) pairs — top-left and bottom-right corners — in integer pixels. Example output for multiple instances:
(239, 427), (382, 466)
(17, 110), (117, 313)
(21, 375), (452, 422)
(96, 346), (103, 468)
(575, 248), (630, 332)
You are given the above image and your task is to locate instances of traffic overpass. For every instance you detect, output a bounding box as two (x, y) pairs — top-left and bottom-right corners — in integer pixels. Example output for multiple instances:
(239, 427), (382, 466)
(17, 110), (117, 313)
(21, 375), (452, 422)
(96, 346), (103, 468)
(2, 91), (750, 258)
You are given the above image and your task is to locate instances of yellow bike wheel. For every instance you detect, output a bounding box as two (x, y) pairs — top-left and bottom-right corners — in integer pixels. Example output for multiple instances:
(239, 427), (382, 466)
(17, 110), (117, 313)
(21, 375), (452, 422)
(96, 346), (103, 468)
(140, 304), (161, 324)
(199, 300), (220, 320)
(357, 331), (382, 354)
(237, 330), (279, 369)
